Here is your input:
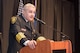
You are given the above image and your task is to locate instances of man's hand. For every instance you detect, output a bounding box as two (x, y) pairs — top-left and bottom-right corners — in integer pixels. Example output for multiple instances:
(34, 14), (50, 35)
(27, 40), (37, 49)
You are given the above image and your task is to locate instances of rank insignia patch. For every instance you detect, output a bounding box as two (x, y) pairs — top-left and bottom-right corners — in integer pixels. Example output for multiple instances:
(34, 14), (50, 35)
(11, 16), (17, 24)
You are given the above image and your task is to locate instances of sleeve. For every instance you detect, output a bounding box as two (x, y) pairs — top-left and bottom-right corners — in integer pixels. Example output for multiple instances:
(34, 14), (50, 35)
(36, 36), (46, 41)
(16, 32), (27, 43)
(31, 21), (46, 41)
(10, 16), (28, 46)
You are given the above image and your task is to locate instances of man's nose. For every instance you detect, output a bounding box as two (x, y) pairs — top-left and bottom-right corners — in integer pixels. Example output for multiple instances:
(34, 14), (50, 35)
(32, 13), (35, 17)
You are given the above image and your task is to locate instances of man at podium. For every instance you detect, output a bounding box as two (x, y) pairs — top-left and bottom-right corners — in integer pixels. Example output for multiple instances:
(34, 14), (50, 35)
(7, 3), (46, 53)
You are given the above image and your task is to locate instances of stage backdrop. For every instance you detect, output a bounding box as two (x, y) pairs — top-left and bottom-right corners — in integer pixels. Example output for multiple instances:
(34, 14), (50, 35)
(0, 0), (75, 53)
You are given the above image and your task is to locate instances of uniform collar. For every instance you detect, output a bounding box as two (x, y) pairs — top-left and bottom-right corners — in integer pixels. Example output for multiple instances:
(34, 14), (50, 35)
(22, 14), (28, 23)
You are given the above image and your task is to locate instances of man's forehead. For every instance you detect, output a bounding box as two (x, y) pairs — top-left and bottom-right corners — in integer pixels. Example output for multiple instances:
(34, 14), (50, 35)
(24, 3), (36, 9)
(25, 7), (36, 11)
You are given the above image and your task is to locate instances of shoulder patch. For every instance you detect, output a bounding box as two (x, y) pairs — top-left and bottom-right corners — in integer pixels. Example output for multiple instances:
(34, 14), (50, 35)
(11, 16), (17, 24)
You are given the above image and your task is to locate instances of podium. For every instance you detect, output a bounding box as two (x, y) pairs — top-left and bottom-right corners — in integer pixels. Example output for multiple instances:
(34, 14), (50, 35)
(19, 40), (72, 53)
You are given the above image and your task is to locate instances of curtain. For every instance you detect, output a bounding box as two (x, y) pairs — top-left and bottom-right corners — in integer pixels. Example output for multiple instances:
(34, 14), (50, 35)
(37, 0), (75, 52)
(0, 0), (3, 52)
(37, 0), (62, 40)
(0, 0), (75, 53)
(1, 0), (35, 53)
(37, 0), (55, 40)
(1, 0), (14, 53)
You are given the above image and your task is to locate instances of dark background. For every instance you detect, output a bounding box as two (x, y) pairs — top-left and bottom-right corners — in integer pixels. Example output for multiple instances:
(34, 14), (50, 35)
(0, 0), (79, 53)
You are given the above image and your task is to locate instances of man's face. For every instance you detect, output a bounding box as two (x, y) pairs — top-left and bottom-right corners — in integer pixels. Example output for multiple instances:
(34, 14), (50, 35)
(23, 7), (36, 22)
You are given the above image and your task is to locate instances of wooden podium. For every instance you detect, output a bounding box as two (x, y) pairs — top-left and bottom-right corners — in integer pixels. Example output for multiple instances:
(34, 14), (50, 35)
(19, 40), (72, 53)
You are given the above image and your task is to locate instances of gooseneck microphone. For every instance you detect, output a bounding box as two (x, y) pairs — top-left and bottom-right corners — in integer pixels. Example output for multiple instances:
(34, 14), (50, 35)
(34, 17), (69, 40)
(34, 17), (46, 25)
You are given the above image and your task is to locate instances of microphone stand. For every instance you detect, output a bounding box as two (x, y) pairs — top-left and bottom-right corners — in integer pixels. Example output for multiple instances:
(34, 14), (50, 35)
(44, 24), (70, 41)
(34, 17), (70, 41)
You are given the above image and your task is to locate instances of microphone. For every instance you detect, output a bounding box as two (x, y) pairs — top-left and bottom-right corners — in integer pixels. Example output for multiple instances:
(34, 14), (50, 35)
(34, 17), (69, 40)
(34, 17), (46, 25)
